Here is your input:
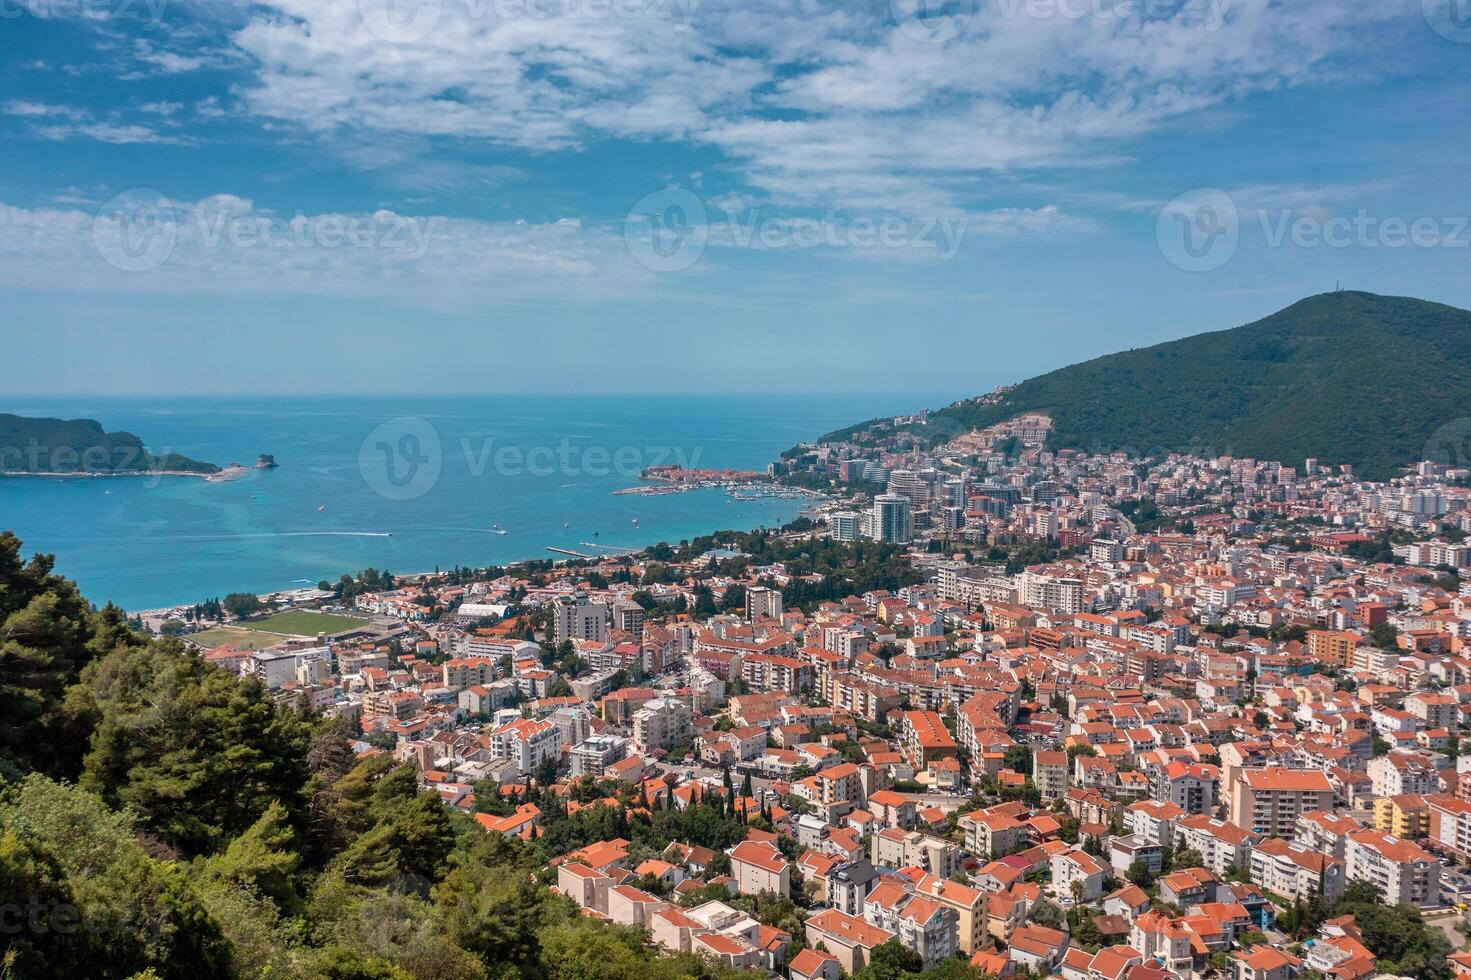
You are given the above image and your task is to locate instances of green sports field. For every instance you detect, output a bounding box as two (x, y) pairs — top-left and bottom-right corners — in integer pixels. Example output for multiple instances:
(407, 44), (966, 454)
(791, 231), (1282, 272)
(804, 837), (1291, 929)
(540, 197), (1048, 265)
(241, 610), (371, 637)
(189, 627), (283, 650)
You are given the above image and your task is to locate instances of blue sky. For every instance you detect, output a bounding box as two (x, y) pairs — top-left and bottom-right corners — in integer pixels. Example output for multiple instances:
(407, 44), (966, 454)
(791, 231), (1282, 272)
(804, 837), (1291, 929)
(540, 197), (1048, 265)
(2, 0), (1470, 397)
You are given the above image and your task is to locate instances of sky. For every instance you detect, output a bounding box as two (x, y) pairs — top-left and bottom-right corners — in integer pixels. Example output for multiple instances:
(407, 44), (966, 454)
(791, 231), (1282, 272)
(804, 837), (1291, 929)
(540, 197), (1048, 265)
(2, 0), (1470, 398)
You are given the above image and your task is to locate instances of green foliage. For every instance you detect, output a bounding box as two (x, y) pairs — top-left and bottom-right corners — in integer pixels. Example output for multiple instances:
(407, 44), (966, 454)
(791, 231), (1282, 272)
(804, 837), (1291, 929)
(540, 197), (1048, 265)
(0, 774), (233, 979)
(222, 593), (266, 618)
(0, 533), (145, 777)
(1369, 623), (1400, 650)
(199, 800), (301, 909)
(853, 939), (924, 980)
(1333, 884), (1452, 980)
(1003, 744), (1032, 774)
(1028, 898), (1065, 929)
(1169, 847), (1203, 871)
(75, 640), (312, 856)
(661, 533), (921, 612)
(537, 917), (744, 980)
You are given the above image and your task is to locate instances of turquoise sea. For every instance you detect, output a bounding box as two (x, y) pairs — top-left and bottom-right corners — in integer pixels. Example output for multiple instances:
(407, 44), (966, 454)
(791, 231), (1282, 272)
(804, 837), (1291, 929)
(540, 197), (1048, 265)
(0, 394), (934, 610)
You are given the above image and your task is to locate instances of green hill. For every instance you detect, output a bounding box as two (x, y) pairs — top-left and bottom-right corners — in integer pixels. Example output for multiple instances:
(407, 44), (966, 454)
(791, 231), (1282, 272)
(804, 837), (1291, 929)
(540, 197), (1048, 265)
(0, 414), (218, 474)
(853, 292), (1471, 481)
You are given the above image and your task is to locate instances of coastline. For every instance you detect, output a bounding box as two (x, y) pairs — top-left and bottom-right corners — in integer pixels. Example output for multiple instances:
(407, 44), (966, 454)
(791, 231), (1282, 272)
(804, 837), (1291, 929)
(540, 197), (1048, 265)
(0, 463), (256, 483)
(5, 393), (912, 616)
(135, 486), (840, 618)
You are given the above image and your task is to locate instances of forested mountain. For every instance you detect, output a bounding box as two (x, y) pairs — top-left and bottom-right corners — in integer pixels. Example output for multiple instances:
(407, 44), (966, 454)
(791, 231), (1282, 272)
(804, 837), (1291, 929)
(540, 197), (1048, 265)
(821, 292), (1471, 480)
(0, 414), (217, 474)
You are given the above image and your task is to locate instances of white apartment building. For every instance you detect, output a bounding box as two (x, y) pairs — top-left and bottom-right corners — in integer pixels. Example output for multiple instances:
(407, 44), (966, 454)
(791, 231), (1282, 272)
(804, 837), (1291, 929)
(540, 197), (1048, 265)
(632, 696), (693, 753)
(550, 594), (611, 645)
(746, 586), (784, 622)
(1248, 838), (1345, 903)
(872, 494), (913, 544)
(489, 718), (559, 775)
(1343, 829), (1439, 908)
(829, 511), (863, 542)
(1020, 571), (1083, 614)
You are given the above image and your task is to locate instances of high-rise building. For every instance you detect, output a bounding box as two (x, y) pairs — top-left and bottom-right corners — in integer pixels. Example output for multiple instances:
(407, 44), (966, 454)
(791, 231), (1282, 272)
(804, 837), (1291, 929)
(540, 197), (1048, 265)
(1228, 768), (1334, 838)
(1021, 571), (1082, 614)
(611, 600), (645, 636)
(632, 697), (693, 753)
(830, 511), (863, 542)
(887, 470), (929, 509)
(746, 585), (783, 622)
(872, 494), (912, 544)
(550, 594), (611, 645)
(943, 478), (967, 510)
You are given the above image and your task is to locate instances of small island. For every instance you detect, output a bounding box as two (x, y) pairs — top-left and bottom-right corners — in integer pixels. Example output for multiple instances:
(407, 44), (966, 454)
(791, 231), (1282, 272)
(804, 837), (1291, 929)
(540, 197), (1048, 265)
(0, 413), (267, 480)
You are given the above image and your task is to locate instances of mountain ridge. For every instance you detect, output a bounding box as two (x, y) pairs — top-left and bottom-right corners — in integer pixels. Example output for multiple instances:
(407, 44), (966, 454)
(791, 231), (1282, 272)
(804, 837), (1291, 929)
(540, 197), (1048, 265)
(812, 291), (1471, 481)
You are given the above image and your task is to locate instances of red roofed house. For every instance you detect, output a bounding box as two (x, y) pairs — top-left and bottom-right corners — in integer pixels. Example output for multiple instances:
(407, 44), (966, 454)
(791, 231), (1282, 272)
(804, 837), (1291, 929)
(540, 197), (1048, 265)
(790, 947), (842, 980)
(729, 839), (791, 896)
(805, 909), (895, 974)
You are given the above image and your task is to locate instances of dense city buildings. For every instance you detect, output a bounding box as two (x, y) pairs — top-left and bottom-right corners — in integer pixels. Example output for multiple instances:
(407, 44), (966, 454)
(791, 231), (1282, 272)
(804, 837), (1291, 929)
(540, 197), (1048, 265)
(172, 420), (1471, 979)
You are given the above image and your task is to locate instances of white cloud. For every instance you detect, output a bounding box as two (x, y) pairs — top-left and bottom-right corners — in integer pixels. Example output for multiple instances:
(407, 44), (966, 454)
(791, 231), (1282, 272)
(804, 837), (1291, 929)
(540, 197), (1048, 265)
(3, 99), (189, 144)
(0, 196), (643, 308)
(212, 0), (1417, 215)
